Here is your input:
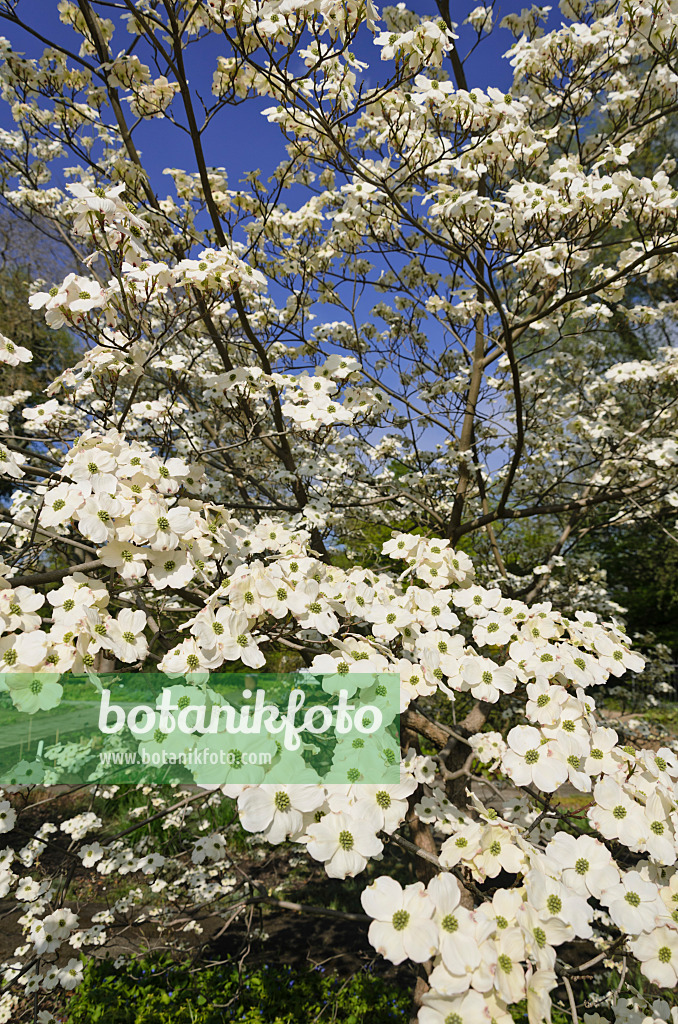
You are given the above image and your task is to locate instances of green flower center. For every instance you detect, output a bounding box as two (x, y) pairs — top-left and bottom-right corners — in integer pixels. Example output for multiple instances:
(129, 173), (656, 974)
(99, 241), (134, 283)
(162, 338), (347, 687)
(575, 858), (589, 875)
(391, 909), (410, 932)
(525, 749), (539, 765)
(624, 891), (641, 907)
(546, 895), (562, 915)
(441, 913), (458, 933)
(498, 954), (512, 974)
(274, 791), (291, 812)
(338, 830), (354, 851)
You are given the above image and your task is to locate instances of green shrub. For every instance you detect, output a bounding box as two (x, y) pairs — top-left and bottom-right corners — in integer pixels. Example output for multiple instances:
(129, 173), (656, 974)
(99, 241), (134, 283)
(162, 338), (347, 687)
(64, 955), (411, 1023)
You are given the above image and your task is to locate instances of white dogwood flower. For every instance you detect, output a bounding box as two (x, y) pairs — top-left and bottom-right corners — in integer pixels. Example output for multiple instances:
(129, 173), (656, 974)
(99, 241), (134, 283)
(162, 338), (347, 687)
(361, 875), (438, 964)
(305, 808), (383, 878)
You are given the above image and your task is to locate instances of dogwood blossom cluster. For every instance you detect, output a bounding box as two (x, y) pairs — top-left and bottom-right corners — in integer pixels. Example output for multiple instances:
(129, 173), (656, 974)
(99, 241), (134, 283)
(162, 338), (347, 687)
(3, 508), (677, 1015)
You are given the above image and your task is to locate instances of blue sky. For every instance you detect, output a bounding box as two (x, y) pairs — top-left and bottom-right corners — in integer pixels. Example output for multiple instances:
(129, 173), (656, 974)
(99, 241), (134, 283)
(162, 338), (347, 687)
(0, 2), (556, 195)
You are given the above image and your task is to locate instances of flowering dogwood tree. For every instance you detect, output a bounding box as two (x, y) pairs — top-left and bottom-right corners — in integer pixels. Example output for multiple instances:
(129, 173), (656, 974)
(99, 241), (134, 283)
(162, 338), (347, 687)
(0, 0), (677, 1021)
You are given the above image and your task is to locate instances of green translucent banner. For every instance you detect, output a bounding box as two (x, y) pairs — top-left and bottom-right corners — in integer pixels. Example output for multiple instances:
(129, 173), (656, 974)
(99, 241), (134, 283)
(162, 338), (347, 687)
(0, 672), (401, 786)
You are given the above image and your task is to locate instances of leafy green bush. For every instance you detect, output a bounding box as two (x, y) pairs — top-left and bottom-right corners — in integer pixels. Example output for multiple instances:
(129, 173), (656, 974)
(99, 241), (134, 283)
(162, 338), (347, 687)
(64, 956), (411, 1023)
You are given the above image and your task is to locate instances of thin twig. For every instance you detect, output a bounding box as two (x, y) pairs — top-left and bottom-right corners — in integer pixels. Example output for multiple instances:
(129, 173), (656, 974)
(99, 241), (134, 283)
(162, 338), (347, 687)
(563, 975), (578, 1024)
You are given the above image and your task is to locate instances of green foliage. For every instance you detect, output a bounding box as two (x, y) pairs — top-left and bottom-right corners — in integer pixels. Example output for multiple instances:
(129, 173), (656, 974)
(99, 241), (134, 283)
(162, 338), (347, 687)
(64, 956), (411, 1024)
(0, 263), (77, 392)
(0, 212), (79, 501)
(643, 706), (678, 732)
(0, 209), (79, 396)
(593, 522), (678, 652)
